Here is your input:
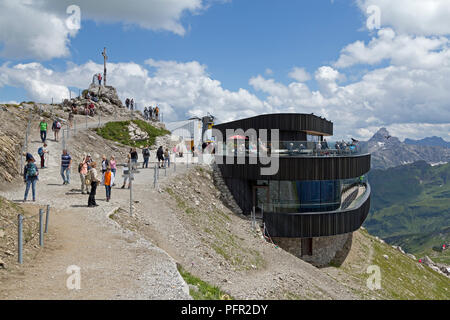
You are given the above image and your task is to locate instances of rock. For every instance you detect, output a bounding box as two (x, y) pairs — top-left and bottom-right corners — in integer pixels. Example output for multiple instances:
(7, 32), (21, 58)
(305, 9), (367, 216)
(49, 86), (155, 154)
(422, 256), (434, 267)
(188, 284), (199, 293)
(0, 258), (6, 269)
(407, 253), (417, 260)
(0, 230), (4, 238)
(383, 255), (389, 260)
(4, 250), (14, 256)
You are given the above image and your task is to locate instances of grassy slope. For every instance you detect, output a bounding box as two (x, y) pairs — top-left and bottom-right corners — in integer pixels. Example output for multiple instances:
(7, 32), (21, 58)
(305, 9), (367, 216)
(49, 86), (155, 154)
(96, 120), (170, 148)
(177, 264), (233, 300)
(365, 161), (450, 258)
(325, 229), (450, 300)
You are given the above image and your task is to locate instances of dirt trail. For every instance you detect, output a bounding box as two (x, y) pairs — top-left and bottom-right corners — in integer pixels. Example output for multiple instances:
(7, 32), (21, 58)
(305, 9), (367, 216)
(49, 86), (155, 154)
(0, 118), (190, 300)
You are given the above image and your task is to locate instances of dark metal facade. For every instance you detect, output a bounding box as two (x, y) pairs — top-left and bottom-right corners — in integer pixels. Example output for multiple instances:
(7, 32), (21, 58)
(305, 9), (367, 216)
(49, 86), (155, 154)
(263, 185), (371, 238)
(214, 113), (333, 137)
(217, 154), (371, 181)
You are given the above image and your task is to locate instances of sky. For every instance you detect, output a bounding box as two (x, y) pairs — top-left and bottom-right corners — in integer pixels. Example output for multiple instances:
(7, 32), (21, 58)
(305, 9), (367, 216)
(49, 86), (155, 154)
(0, 0), (450, 141)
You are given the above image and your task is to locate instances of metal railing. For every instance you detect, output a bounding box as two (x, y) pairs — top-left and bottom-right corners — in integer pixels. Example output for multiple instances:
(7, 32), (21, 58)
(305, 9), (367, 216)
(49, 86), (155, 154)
(0, 205), (51, 264)
(219, 140), (369, 158)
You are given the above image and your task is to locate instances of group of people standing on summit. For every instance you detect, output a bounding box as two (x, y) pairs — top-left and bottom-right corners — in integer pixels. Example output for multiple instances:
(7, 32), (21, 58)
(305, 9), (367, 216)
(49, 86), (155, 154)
(143, 106), (160, 121)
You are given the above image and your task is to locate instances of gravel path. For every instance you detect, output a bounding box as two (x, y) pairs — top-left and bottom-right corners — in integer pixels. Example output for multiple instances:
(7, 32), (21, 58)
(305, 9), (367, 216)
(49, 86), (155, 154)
(0, 119), (191, 300)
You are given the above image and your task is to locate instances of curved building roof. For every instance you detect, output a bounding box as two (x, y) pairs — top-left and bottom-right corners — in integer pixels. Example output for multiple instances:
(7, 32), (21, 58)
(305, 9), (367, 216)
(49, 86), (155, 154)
(213, 113), (333, 136)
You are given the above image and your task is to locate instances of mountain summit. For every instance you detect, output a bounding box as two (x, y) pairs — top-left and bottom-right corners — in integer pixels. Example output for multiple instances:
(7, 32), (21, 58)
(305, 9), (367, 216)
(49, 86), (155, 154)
(368, 129), (450, 169)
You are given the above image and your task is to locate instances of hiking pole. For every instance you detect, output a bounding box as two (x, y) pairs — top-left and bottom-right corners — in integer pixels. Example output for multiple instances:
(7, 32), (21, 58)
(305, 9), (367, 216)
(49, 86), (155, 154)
(85, 111), (88, 129)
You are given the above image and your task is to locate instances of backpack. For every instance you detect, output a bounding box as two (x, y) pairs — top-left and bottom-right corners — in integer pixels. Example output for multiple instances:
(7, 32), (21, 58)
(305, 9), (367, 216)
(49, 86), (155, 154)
(38, 147), (44, 156)
(56, 122), (61, 129)
(143, 149), (150, 157)
(26, 163), (38, 178)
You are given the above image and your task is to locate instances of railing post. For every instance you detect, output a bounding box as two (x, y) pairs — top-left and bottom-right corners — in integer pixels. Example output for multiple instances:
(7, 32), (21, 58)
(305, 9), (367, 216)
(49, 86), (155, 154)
(39, 209), (44, 247)
(130, 171), (133, 216)
(18, 214), (23, 264)
(85, 111), (88, 129)
(45, 205), (50, 234)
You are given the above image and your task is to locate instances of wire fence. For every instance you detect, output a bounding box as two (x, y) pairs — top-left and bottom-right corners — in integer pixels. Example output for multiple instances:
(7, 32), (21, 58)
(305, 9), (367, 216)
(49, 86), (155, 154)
(0, 205), (51, 264)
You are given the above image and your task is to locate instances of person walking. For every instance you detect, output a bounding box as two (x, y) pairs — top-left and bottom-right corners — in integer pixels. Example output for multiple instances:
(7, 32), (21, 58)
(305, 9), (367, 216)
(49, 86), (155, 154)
(164, 148), (170, 168)
(125, 98), (130, 110)
(102, 166), (114, 202)
(39, 118), (48, 143)
(88, 162), (100, 207)
(157, 146), (164, 168)
(142, 146), (150, 168)
(37, 143), (48, 169)
(101, 155), (109, 174)
(130, 99), (134, 111)
(110, 155), (117, 186)
(52, 118), (61, 142)
(130, 148), (138, 170)
(121, 154), (132, 189)
(23, 155), (39, 202)
(60, 149), (72, 185)
(98, 73), (102, 86)
(79, 154), (90, 194)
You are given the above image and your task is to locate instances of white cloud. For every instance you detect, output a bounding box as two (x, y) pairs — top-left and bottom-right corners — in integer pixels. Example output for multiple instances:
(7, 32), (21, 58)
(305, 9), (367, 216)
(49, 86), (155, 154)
(0, 59), (267, 124)
(335, 28), (450, 69)
(357, 0), (450, 36)
(0, 0), (208, 60)
(2, 57), (450, 140)
(0, 0), (76, 60)
(288, 67), (311, 82)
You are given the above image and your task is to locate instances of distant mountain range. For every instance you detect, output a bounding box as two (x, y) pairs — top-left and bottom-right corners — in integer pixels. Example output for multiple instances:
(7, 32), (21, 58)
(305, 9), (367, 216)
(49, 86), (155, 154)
(365, 161), (450, 262)
(404, 136), (450, 148)
(368, 128), (450, 170)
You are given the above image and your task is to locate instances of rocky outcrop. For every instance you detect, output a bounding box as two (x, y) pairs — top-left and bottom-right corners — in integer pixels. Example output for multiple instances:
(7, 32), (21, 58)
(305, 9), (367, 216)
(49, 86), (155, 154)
(128, 122), (149, 141)
(421, 255), (450, 278)
(211, 164), (244, 216)
(62, 84), (126, 116)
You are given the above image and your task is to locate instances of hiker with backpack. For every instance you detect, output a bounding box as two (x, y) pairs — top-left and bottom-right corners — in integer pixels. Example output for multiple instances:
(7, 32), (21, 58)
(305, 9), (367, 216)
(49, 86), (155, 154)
(142, 146), (150, 169)
(52, 119), (61, 142)
(61, 149), (72, 185)
(39, 118), (48, 143)
(98, 73), (102, 86)
(125, 98), (130, 109)
(23, 155), (39, 202)
(130, 99), (134, 111)
(149, 107), (153, 120)
(164, 148), (170, 168)
(38, 143), (48, 169)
